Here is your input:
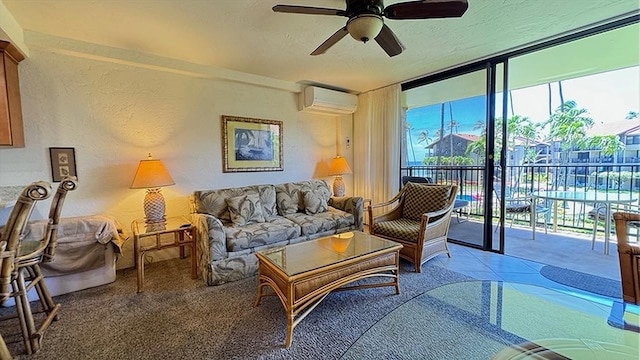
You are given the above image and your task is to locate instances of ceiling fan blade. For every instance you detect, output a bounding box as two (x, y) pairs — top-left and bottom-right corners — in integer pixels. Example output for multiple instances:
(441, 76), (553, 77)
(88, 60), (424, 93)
(384, 0), (468, 20)
(375, 24), (405, 57)
(272, 5), (347, 16)
(311, 27), (349, 55)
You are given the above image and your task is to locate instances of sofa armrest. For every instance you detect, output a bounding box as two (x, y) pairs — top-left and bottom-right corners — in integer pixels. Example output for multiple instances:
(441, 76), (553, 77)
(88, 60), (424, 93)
(329, 196), (364, 231)
(191, 213), (227, 263)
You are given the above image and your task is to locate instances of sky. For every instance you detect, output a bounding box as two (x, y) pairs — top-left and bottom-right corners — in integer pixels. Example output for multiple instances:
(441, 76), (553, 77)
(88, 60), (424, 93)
(406, 66), (640, 163)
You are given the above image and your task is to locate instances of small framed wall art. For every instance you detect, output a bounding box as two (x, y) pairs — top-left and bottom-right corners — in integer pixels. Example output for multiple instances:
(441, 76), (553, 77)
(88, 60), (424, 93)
(221, 115), (283, 172)
(49, 147), (77, 182)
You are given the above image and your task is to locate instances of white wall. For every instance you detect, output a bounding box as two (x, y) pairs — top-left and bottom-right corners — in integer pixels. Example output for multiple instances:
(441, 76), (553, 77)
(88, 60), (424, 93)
(0, 42), (353, 269)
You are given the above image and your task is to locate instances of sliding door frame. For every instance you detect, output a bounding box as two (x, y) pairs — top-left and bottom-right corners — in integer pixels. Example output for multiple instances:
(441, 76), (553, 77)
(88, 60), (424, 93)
(401, 13), (639, 253)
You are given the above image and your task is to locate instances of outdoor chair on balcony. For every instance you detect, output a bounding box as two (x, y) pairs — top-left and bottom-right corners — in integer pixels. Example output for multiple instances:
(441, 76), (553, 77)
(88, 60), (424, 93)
(592, 203), (639, 252)
(613, 211), (640, 305)
(493, 184), (550, 233)
(369, 182), (457, 272)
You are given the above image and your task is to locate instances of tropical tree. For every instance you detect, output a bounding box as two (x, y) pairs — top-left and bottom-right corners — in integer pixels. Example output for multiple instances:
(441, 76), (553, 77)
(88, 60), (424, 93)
(581, 135), (625, 157)
(405, 120), (417, 164)
(416, 130), (432, 157)
(466, 115), (540, 165)
(447, 103), (459, 160)
(472, 119), (485, 133)
(438, 103), (445, 165)
(542, 100), (594, 163)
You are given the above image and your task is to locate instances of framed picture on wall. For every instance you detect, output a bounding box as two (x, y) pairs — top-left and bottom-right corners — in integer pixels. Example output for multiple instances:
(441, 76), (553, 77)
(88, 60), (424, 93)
(49, 147), (77, 182)
(221, 115), (283, 172)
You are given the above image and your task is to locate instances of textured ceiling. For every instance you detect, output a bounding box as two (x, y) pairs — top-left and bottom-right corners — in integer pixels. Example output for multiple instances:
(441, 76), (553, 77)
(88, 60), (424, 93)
(1, 0), (638, 93)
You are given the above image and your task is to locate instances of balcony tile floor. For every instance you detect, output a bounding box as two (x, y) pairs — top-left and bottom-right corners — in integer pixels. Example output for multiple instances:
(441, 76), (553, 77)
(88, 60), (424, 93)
(447, 219), (621, 280)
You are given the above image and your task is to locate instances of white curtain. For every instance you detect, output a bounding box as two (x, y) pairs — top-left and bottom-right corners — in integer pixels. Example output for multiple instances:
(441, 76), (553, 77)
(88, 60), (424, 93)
(353, 84), (403, 205)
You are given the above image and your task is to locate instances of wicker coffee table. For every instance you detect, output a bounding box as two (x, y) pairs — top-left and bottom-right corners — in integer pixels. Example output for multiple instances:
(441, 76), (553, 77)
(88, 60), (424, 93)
(254, 231), (402, 347)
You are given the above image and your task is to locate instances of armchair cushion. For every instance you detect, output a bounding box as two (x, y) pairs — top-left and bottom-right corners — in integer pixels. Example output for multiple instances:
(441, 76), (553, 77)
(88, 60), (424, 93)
(402, 183), (452, 221)
(226, 193), (265, 226)
(303, 189), (328, 215)
(372, 218), (420, 243)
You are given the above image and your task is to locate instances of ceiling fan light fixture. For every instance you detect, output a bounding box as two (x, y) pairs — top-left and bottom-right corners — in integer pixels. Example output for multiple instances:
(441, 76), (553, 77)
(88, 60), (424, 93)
(346, 14), (383, 43)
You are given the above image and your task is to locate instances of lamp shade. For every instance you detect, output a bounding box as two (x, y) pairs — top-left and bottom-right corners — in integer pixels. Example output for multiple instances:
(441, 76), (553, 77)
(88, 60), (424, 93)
(131, 154), (175, 224)
(346, 14), (384, 42)
(130, 155), (175, 189)
(328, 156), (352, 176)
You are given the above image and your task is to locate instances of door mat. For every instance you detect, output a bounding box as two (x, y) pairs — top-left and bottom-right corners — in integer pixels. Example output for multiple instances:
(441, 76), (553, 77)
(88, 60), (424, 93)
(540, 265), (621, 298)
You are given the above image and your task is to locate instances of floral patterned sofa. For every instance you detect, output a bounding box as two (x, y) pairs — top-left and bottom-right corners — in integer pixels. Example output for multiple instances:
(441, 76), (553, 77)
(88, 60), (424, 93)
(189, 179), (363, 285)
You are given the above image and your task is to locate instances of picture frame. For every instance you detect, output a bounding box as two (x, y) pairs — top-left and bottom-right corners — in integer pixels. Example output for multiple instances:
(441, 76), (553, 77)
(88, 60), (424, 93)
(49, 147), (77, 182)
(221, 115), (283, 172)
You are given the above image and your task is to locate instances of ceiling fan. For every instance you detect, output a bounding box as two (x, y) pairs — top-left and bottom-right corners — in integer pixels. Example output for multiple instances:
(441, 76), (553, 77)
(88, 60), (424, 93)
(272, 0), (468, 57)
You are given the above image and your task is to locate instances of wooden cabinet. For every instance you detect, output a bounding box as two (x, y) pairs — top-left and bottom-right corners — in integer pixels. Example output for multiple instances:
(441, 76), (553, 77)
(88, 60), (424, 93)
(0, 40), (25, 147)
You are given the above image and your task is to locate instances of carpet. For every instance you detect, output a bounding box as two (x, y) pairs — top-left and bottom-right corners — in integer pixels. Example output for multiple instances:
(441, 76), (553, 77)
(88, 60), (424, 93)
(539, 265), (621, 298)
(0, 258), (473, 360)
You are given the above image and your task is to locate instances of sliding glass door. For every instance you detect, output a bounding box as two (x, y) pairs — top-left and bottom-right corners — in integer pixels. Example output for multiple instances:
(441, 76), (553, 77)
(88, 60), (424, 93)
(402, 16), (638, 254)
(403, 68), (492, 249)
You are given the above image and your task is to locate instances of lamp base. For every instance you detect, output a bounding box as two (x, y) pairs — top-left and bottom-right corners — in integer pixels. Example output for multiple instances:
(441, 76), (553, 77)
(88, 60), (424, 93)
(332, 176), (346, 197)
(143, 188), (167, 224)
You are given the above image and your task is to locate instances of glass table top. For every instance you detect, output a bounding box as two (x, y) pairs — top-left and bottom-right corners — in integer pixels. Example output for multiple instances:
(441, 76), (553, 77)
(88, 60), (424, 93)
(532, 190), (638, 203)
(132, 215), (192, 236)
(341, 280), (640, 359)
(258, 231), (401, 277)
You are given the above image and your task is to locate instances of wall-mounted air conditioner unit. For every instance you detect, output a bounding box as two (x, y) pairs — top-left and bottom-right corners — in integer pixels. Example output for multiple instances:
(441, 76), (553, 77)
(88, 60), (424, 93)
(299, 86), (358, 115)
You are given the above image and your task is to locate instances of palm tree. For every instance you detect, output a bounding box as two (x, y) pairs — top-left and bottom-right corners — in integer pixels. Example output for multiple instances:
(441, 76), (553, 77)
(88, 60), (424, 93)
(447, 103), (459, 160)
(544, 100), (594, 164)
(472, 119), (486, 133)
(416, 130), (432, 157)
(438, 103), (445, 165)
(558, 81), (564, 111)
(405, 120), (417, 164)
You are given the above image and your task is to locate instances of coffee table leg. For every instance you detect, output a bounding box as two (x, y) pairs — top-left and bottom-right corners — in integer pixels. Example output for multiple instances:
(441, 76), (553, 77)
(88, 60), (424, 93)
(394, 271), (400, 295)
(255, 280), (264, 307)
(285, 313), (294, 348)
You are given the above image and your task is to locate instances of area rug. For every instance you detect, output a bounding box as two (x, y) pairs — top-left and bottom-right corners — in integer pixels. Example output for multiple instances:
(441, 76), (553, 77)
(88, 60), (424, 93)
(539, 265), (621, 298)
(0, 258), (473, 360)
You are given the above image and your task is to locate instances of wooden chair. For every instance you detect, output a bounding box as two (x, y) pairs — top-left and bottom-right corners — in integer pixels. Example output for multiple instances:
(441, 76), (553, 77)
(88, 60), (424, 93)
(613, 210), (640, 305)
(12, 177), (77, 354)
(369, 182), (457, 272)
(0, 181), (52, 356)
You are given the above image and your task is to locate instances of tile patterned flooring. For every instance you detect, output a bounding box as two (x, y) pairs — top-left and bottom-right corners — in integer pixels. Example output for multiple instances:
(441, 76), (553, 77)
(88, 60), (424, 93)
(432, 243), (580, 293)
(447, 219), (622, 280)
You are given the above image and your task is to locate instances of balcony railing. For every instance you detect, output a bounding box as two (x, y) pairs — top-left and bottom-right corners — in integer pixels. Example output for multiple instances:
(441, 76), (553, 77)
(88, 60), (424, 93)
(401, 163), (640, 232)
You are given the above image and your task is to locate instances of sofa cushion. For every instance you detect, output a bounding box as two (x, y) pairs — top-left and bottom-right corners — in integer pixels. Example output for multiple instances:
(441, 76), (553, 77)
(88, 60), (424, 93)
(303, 189), (328, 215)
(402, 183), (452, 221)
(275, 183), (300, 215)
(225, 217), (301, 252)
(275, 180), (332, 215)
(284, 207), (354, 236)
(193, 185), (276, 222)
(226, 193), (266, 226)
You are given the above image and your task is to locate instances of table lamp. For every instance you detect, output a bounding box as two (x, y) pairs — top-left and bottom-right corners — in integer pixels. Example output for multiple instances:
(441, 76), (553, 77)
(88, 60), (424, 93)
(328, 156), (352, 197)
(130, 153), (175, 224)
